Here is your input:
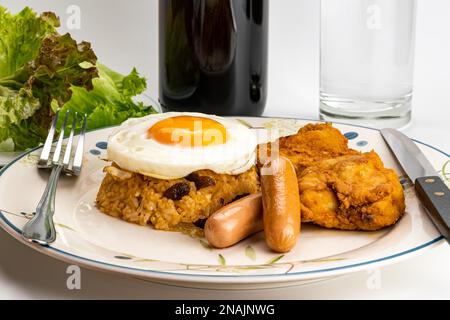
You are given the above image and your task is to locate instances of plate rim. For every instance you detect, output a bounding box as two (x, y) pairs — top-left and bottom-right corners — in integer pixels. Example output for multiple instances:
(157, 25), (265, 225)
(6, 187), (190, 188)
(0, 116), (448, 284)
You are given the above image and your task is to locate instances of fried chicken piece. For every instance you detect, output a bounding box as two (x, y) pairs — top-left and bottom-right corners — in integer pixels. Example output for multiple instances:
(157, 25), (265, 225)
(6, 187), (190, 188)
(298, 152), (405, 231)
(259, 123), (359, 174)
(258, 123), (406, 231)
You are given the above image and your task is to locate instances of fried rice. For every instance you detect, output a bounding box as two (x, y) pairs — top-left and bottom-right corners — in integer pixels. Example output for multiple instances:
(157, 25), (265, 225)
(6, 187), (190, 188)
(96, 164), (261, 231)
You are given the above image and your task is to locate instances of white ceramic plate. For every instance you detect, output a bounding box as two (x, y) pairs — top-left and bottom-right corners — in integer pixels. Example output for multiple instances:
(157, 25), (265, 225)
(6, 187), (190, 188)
(0, 117), (449, 289)
(0, 152), (23, 168)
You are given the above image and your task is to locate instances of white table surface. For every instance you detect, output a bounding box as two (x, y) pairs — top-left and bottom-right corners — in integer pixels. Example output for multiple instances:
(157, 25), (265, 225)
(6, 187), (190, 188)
(1, 0), (449, 300)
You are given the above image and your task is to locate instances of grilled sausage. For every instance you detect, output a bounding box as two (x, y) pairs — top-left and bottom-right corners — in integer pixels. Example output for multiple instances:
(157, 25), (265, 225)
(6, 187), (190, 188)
(261, 156), (301, 253)
(205, 193), (263, 248)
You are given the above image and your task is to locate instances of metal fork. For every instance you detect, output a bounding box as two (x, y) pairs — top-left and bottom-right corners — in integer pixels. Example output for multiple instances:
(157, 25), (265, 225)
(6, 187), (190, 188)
(22, 110), (87, 245)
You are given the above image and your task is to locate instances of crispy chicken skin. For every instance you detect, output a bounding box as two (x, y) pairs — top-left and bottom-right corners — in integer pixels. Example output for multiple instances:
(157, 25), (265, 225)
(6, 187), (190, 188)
(298, 152), (405, 230)
(259, 123), (406, 231)
(259, 123), (359, 173)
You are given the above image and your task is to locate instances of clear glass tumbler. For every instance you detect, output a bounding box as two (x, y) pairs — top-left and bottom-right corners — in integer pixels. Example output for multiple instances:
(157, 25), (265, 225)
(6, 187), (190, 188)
(320, 0), (417, 128)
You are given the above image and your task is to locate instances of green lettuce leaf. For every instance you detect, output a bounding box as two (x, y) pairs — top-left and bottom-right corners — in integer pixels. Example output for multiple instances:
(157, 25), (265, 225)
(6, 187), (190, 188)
(0, 117), (48, 151)
(100, 66), (147, 98)
(0, 138), (14, 152)
(57, 64), (155, 132)
(0, 85), (41, 127)
(0, 7), (59, 79)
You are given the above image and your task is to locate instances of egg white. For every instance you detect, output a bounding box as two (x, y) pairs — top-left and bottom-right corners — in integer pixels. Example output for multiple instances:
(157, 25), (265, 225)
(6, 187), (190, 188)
(107, 112), (257, 179)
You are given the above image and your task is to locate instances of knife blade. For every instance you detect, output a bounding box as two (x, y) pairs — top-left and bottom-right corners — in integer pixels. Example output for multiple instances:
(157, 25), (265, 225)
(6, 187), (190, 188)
(381, 129), (437, 181)
(381, 128), (450, 242)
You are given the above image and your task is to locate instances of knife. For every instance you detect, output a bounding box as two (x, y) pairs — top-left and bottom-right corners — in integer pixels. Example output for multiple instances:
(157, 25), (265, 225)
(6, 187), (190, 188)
(381, 128), (450, 242)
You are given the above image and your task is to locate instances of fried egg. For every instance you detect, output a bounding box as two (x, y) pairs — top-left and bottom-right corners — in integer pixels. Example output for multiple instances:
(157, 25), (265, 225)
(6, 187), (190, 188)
(107, 112), (257, 179)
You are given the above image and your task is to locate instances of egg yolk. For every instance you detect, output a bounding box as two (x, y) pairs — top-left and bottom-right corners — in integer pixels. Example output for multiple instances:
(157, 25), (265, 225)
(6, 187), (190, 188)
(147, 116), (228, 147)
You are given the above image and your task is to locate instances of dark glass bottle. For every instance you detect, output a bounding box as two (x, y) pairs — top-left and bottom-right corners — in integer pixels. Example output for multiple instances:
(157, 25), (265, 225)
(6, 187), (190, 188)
(159, 0), (269, 116)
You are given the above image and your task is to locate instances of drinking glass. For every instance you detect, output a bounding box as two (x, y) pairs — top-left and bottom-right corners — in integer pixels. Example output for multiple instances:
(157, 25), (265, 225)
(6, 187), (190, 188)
(320, 0), (417, 128)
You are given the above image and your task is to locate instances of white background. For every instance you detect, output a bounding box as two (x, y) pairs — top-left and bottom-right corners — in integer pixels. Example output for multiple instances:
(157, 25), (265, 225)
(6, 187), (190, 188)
(0, 0), (449, 299)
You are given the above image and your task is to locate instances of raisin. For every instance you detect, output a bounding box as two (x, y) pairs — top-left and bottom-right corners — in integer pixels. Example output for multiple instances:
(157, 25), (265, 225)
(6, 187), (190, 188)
(163, 183), (190, 200)
(196, 176), (216, 189)
(185, 173), (199, 182)
(193, 219), (207, 229)
(186, 173), (216, 190)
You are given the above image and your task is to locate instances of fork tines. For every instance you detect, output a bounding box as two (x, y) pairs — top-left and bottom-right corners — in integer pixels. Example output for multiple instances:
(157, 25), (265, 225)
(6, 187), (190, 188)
(38, 110), (87, 176)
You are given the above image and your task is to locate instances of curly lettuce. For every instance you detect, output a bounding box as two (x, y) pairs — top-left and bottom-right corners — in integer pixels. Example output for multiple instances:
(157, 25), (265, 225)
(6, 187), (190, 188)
(0, 6), (155, 151)
(0, 7), (59, 79)
(0, 86), (40, 127)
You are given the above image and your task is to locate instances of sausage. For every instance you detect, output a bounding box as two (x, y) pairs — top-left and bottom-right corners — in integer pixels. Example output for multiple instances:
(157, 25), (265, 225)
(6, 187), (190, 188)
(261, 156), (301, 253)
(204, 193), (263, 248)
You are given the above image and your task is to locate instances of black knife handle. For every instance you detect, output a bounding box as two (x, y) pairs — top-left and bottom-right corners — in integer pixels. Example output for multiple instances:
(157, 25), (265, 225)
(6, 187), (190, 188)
(415, 176), (450, 242)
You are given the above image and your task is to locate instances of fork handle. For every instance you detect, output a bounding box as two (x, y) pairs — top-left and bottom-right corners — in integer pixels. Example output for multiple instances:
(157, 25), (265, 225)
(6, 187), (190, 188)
(22, 165), (63, 245)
